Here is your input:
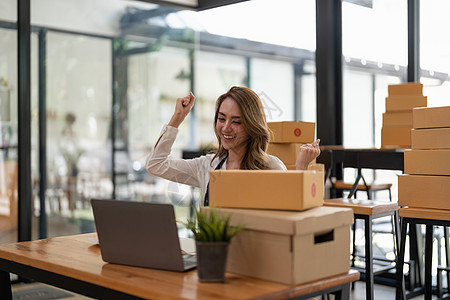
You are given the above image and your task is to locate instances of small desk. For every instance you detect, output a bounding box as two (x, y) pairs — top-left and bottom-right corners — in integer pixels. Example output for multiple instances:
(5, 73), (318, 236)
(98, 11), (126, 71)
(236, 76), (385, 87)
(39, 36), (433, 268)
(0, 233), (360, 299)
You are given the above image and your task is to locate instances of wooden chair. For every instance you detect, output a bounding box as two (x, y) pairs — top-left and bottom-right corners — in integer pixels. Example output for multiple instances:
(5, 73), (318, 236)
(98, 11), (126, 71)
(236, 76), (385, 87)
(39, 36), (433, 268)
(324, 198), (400, 300)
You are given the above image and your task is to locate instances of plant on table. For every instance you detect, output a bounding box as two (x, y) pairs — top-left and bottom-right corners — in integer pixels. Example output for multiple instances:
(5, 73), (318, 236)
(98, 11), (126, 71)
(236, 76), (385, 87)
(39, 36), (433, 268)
(185, 208), (244, 282)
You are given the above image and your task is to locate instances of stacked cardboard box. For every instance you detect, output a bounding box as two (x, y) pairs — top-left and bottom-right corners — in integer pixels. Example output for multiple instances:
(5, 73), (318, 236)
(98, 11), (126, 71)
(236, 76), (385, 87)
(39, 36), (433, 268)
(381, 83), (427, 148)
(266, 121), (316, 170)
(398, 106), (450, 210)
(206, 121), (351, 285)
(202, 206), (353, 285)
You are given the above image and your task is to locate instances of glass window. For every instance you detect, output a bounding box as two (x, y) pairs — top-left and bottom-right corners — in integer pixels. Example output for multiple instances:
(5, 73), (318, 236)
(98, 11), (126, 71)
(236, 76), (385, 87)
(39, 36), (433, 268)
(0, 26), (18, 244)
(420, 0), (450, 107)
(250, 58), (295, 122)
(342, 0), (407, 147)
(194, 51), (247, 148)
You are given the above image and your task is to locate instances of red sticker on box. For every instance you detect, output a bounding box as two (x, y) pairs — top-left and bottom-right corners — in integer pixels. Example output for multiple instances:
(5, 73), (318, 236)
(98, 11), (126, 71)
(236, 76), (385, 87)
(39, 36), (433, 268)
(311, 183), (316, 198)
(294, 128), (301, 137)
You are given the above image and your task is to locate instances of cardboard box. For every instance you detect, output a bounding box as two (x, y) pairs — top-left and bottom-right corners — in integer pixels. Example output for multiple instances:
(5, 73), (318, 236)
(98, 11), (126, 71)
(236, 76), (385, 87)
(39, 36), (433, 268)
(388, 82), (423, 96)
(203, 206), (353, 285)
(285, 162), (321, 171)
(268, 121), (315, 143)
(404, 149), (450, 175)
(385, 95), (427, 112)
(381, 127), (411, 148)
(398, 175), (450, 210)
(382, 111), (413, 127)
(413, 106), (450, 129)
(411, 128), (450, 150)
(267, 143), (303, 165)
(209, 170), (324, 211)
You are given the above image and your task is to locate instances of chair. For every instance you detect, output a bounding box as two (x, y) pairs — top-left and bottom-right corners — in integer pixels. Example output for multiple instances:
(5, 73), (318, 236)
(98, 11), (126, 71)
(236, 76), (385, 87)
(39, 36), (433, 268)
(324, 198), (400, 300)
(331, 150), (393, 201)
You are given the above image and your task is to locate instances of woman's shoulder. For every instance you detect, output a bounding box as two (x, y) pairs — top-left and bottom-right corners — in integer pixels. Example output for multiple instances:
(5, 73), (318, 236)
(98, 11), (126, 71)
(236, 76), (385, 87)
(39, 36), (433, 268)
(266, 154), (287, 170)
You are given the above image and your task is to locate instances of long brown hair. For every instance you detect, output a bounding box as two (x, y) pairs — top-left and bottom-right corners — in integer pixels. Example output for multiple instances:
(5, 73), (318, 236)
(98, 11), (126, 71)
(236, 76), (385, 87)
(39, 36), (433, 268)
(212, 86), (270, 170)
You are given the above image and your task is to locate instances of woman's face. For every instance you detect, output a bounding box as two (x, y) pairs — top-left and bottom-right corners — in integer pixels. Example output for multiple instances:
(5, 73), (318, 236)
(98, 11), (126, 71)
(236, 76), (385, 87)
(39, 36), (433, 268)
(216, 97), (250, 154)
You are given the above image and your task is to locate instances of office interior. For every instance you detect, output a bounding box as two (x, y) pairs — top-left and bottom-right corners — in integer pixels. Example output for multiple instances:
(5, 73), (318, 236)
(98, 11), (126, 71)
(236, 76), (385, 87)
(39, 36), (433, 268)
(1, 0), (450, 298)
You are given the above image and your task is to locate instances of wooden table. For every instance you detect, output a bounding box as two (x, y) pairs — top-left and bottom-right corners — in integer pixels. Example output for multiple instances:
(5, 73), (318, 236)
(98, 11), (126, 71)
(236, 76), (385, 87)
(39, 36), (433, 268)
(0, 233), (359, 299)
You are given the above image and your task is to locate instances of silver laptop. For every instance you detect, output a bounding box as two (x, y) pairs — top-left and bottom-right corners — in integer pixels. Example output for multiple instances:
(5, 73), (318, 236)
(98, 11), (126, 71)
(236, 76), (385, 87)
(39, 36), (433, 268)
(91, 199), (196, 272)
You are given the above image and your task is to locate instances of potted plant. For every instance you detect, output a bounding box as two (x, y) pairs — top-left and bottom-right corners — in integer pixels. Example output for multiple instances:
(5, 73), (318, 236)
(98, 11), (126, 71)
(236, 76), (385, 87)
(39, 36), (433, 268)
(185, 208), (244, 282)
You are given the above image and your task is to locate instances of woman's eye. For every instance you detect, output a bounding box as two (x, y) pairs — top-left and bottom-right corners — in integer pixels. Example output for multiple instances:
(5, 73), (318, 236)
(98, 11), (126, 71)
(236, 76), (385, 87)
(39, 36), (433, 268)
(232, 121), (241, 125)
(218, 117), (225, 122)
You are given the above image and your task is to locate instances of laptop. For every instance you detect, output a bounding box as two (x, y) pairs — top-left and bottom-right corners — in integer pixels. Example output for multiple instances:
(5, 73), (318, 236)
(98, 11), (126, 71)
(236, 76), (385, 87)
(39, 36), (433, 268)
(91, 199), (196, 272)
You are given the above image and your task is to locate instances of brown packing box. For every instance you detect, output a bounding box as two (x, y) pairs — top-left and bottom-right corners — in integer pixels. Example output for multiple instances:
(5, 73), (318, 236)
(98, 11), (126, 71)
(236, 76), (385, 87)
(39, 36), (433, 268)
(385, 95), (427, 112)
(388, 82), (423, 96)
(381, 127), (411, 148)
(285, 162), (321, 171)
(209, 170), (324, 211)
(203, 206), (353, 285)
(382, 111), (413, 127)
(404, 149), (450, 176)
(267, 143), (303, 165)
(398, 175), (450, 210)
(411, 128), (450, 150)
(413, 106), (450, 129)
(268, 121), (315, 143)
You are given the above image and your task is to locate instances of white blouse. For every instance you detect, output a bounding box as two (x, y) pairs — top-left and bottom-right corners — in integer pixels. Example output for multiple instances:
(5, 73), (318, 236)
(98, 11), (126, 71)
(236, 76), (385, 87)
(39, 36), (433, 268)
(145, 125), (287, 201)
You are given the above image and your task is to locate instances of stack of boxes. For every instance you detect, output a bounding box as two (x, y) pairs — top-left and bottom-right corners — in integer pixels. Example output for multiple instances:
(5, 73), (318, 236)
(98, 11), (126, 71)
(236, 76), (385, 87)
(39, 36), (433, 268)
(266, 121), (316, 170)
(382, 83), (427, 148)
(206, 121), (354, 285)
(398, 106), (450, 210)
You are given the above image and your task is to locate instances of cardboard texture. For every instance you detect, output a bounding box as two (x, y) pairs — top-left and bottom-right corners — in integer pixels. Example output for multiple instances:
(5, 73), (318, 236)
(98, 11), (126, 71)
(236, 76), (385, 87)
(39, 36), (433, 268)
(413, 106), (450, 129)
(388, 82), (423, 96)
(268, 121), (315, 143)
(411, 128), (450, 150)
(267, 143), (303, 165)
(382, 111), (413, 127)
(398, 174), (450, 210)
(385, 95), (427, 112)
(381, 127), (411, 148)
(202, 206), (353, 285)
(209, 170), (324, 211)
(404, 149), (450, 175)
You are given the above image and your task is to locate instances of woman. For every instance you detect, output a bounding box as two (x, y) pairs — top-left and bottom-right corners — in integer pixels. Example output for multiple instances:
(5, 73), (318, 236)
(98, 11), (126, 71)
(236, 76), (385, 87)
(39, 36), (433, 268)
(146, 86), (320, 206)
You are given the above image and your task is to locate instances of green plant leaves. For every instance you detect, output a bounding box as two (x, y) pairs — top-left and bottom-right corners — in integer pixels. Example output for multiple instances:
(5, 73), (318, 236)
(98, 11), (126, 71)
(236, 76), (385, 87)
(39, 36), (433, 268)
(185, 208), (244, 242)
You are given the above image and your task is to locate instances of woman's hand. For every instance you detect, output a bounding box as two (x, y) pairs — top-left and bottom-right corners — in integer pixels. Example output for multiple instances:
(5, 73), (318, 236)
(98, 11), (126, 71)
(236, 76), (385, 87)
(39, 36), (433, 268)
(295, 139), (321, 170)
(168, 92), (195, 128)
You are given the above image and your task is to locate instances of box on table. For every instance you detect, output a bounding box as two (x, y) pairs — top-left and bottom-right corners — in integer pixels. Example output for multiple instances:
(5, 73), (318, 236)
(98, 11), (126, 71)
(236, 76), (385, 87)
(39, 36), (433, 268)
(267, 143), (303, 165)
(413, 106), (450, 129)
(209, 170), (324, 211)
(398, 174), (450, 210)
(411, 128), (450, 150)
(381, 127), (411, 148)
(385, 95), (427, 112)
(388, 82), (423, 96)
(268, 121), (315, 143)
(382, 111), (413, 127)
(203, 206), (353, 285)
(404, 149), (450, 176)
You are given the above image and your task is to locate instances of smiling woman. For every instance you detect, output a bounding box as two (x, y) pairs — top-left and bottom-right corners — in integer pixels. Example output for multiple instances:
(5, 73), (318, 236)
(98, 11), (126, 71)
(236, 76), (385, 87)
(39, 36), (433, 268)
(145, 86), (320, 206)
